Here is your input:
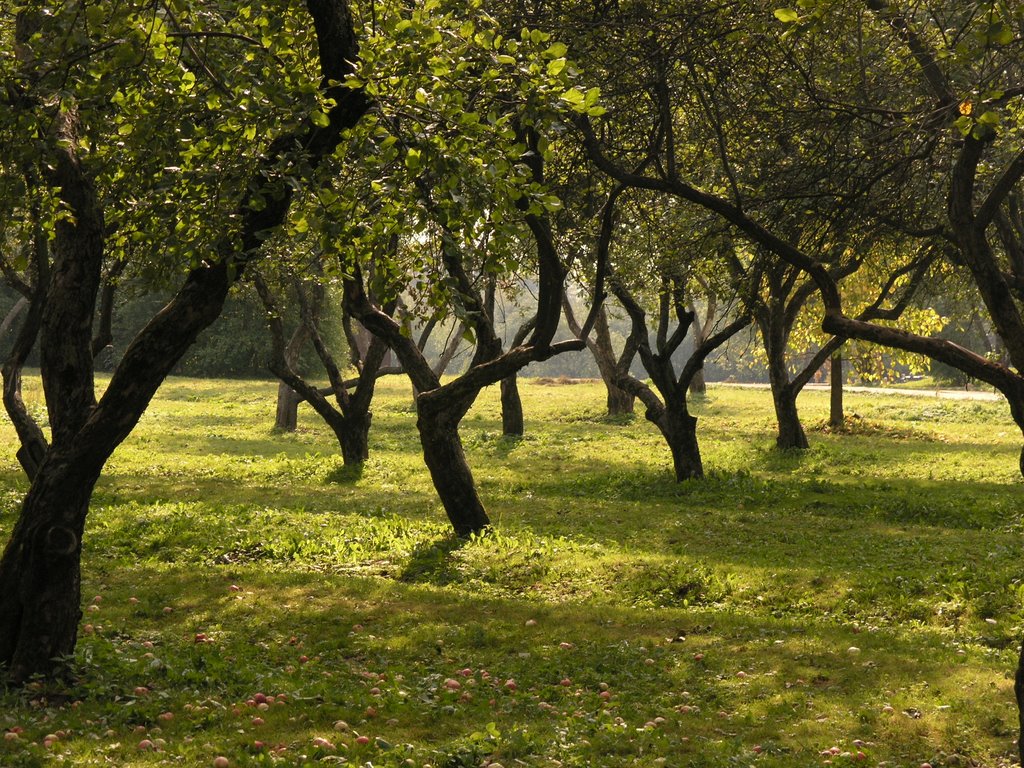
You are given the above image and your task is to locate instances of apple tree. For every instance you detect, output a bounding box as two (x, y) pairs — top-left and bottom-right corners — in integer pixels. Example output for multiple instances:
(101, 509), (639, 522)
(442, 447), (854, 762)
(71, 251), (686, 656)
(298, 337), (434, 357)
(0, 0), (368, 683)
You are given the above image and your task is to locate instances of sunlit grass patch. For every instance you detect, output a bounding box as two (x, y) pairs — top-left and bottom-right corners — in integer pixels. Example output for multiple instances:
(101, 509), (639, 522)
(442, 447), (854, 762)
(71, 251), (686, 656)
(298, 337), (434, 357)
(0, 376), (1022, 766)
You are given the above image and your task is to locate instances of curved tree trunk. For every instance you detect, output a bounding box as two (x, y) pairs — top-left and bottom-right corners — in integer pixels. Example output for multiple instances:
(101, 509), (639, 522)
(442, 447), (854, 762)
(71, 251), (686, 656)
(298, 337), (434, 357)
(772, 383), (809, 450)
(593, 308), (635, 415)
(417, 398), (489, 536)
(3, 299), (49, 480)
(273, 320), (311, 432)
(763, 311), (809, 450)
(0, 297), (29, 340)
(655, 407), (702, 480)
(562, 297), (635, 417)
(0, 450), (98, 684)
(0, 0), (369, 684)
(500, 374), (524, 436)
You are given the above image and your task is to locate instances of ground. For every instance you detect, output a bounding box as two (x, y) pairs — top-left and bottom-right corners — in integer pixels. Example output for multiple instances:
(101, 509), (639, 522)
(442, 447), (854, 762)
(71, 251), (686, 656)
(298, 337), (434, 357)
(0, 375), (1022, 767)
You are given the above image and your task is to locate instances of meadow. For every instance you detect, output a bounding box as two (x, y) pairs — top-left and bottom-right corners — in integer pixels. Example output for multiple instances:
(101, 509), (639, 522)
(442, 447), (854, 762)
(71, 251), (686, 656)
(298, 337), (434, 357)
(0, 375), (1022, 767)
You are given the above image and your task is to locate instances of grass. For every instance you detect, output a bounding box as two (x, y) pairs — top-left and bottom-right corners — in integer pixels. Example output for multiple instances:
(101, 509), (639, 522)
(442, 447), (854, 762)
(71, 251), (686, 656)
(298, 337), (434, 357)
(1, 375), (1023, 767)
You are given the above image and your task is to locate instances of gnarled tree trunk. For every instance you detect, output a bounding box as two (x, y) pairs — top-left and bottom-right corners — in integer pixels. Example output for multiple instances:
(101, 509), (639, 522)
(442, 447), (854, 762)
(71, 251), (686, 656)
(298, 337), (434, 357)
(0, 451), (97, 683)
(649, 404), (702, 481)
(417, 395), (489, 536)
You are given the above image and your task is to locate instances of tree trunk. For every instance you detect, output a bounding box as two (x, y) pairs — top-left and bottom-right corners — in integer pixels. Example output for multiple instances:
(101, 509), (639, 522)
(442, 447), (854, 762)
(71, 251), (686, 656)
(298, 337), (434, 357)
(338, 410), (371, 465)
(606, 383), (635, 415)
(500, 374), (524, 436)
(0, 454), (99, 684)
(763, 313), (809, 450)
(688, 367), (707, 396)
(274, 382), (301, 432)
(1016, 640), (1024, 767)
(662, 407), (703, 481)
(772, 384), (809, 449)
(416, 400), (489, 537)
(829, 349), (844, 429)
(593, 306), (635, 416)
(0, 297), (29, 341)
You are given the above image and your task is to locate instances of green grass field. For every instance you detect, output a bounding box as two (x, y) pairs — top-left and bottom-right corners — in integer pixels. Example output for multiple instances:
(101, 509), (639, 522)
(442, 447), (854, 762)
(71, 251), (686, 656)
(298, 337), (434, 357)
(1, 375), (1023, 767)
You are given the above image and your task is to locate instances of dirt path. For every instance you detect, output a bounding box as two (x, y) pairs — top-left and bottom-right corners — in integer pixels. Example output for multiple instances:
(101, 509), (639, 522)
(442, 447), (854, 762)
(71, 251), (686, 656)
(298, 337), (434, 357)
(714, 381), (1003, 402)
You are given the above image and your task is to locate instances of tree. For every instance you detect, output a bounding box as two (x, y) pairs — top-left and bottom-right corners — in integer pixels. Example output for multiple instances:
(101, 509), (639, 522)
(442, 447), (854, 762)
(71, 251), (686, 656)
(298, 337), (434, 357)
(255, 264), (392, 466)
(571, 1), (1024, 751)
(598, 194), (754, 479)
(0, 0), (368, 684)
(277, 3), (613, 536)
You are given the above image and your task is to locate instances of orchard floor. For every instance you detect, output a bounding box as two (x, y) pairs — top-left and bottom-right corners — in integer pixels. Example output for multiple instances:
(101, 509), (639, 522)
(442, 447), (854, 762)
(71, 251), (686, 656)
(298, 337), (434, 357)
(1, 375), (1023, 768)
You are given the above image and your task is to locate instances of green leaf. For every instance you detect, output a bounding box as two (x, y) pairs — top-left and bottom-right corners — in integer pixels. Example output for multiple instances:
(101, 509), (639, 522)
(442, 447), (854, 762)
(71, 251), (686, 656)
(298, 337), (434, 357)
(543, 42), (568, 59)
(774, 8), (799, 22)
(405, 147), (422, 170)
(310, 110), (330, 128)
(977, 110), (1000, 127)
(561, 88), (585, 106)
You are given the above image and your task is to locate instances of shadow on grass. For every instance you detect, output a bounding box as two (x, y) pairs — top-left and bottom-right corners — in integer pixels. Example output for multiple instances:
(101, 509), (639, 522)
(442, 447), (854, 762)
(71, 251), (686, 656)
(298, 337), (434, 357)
(399, 534), (469, 585)
(325, 462), (365, 484)
(58, 563), (1018, 768)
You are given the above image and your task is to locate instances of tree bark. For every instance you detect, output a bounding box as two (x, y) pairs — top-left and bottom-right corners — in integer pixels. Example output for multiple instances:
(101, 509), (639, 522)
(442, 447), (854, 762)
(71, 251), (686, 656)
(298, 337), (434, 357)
(274, 382), (301, 431)
(686, 288), (715, 397)
(829, 349), (844, 429)
(652, 406), (702, 480)
(771, 382), (809, 449)
(688, 368), (707, 396)
(563, 296), (635, 416)
(417, 397), (489, 536)
(338, 410), (371, 464)
(607, 382), (636, 415)
(0, 297), (29, 340)
(761, 308), (809, 450)
(273, 318), (311, 432)
(500, 373), (524, 436)
(2, 289), (48, 480)
(0, 443), (99, 684)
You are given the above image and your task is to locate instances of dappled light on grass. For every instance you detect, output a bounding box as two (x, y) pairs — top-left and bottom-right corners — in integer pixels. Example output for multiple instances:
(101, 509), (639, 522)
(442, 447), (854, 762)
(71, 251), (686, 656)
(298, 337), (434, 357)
(1, 377), (1023, 765)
